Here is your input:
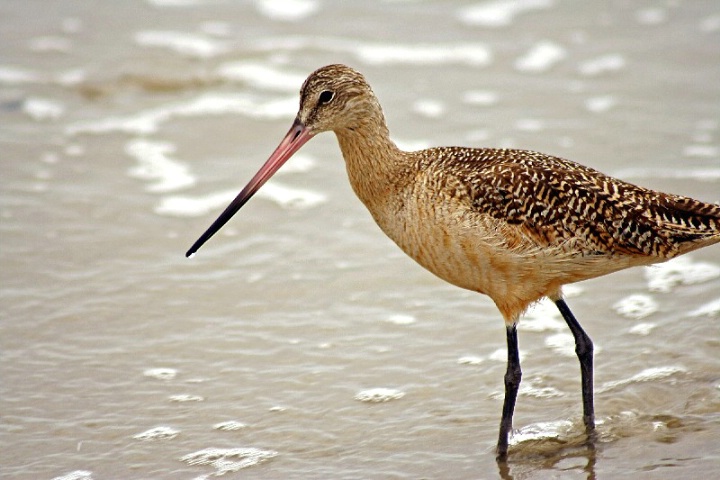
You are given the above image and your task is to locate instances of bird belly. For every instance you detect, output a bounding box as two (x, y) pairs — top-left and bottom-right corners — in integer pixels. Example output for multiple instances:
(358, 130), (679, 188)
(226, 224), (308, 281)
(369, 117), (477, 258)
(377, 201), (533, 295)
(392, 210), (538, 298)
(373, 198), (645, 322)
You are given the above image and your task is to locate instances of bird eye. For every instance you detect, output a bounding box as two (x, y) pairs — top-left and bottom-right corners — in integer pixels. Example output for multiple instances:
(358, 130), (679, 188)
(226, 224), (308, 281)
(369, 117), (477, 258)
(318, 90), (334, 105)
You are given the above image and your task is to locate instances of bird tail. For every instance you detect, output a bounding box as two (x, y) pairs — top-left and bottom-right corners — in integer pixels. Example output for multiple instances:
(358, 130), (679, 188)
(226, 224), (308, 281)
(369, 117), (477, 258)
(661, 196), (720, 255)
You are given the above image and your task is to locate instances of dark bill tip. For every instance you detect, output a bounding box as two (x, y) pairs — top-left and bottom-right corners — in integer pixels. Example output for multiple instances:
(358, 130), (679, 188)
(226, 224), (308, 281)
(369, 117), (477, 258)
(185, 119), (313, 257)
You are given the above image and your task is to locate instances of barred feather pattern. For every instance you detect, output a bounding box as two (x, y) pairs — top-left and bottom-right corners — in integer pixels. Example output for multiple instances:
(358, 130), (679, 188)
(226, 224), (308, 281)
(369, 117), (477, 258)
(424, 147), (720, 259)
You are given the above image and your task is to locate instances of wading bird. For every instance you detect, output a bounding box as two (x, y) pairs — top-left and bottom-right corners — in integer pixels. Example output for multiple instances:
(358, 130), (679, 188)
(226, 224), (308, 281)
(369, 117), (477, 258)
(187, 64), (720, 459)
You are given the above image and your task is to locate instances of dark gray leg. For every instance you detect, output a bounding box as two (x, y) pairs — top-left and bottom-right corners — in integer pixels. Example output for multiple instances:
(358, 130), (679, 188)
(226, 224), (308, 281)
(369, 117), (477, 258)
(555, 298), (595, 430)
(496, 324), (521, 460)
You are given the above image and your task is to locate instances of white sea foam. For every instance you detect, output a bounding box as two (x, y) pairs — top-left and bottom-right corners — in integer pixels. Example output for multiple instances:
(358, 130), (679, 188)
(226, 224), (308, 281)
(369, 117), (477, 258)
(214, 420), (247, 431)
(683, 144), (719, 158)
(636, 8), (667, 25)
(394, 138), (432, 151)
(385, 314), (416, 325)
(613, 294), (658, 320)
(61, 18), (83, 34)
(133, 426), (180, 440)
(356, 43), (492, 66)
(521, 298), (566, 332)
(255, 0), (319, 22)
(579, 54), (626, 76)
(0, 65), (40, 84)
(0, 65), (83, 86)
(181, 447), (278, 473)
(143, 367), (178, 380)
(514, 40), (566, 72)
(412, 99), (445, 118)
(564, 284), (585, 297)
(67, 93), (297, 136)
(155, 181), (324, 217)
(509, 420), (573, 445)
(277, 153), (316, 174)
(490, 377), (563, 400)
(23, 97), (65, 120)
(465, 129), (491, 143)
(644, 256), (720, 293)
(462, 90), (499, 106)
(155, 190), (237, 217)
(51, 471), (94, 480)
(217, 61), (307, 92)
(458, 0), (555, 27)
(522, 384), (563, 399)
(597, 365), (687, 393)
(458, 355), (484, 365)
(169, 394), (204, 402)
(489, 347), (526, 362)
(64, 144), (85, 157)
(544, 333), (576, 357)
(628, 322), (657, 336)
(354, 387), (405, 403)
(134, 30), (228, 58)
(544, 329), (601, 357)
(125, 139), (196, 193)
(251, 37), (492, 67)
(28, 36), (73, 53)
(699, 14), (720, 33)
(688, 298), (720, 317)
(256, 182), (326, 209)
(514, 118), (544, 132)
(585, 95), (617, 113)
(68, 113), (158, 135)
(56, 68), (86, 86)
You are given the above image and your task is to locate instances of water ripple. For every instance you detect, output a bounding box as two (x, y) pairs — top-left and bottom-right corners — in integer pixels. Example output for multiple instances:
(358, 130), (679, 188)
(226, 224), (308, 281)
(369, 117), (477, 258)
(133, 426), (180, 440)
(181, 447), (278, 474)
(354, 387), (405, 403)
(458, 0), (556, 28)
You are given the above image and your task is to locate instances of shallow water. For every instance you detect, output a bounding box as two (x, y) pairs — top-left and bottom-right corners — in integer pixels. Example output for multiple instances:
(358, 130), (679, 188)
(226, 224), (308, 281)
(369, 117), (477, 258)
(2, 1), (719, 479)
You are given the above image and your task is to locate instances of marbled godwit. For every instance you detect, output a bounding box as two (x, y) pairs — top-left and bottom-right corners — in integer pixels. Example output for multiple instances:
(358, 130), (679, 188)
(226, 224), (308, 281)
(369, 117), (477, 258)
(187, 64), (720, 459)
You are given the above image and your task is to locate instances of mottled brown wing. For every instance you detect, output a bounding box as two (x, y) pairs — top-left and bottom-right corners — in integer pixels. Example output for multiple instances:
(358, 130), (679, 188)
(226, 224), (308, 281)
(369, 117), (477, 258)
(433, 147), (720, 258)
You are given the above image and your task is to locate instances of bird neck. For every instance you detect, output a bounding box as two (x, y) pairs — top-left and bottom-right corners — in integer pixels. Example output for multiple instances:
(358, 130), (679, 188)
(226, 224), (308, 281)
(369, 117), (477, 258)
(333, 115), (408, 210)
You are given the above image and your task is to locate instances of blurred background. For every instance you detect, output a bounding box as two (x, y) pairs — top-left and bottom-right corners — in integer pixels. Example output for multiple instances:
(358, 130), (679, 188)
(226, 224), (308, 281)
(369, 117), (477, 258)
(1, 1), (719, 478)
